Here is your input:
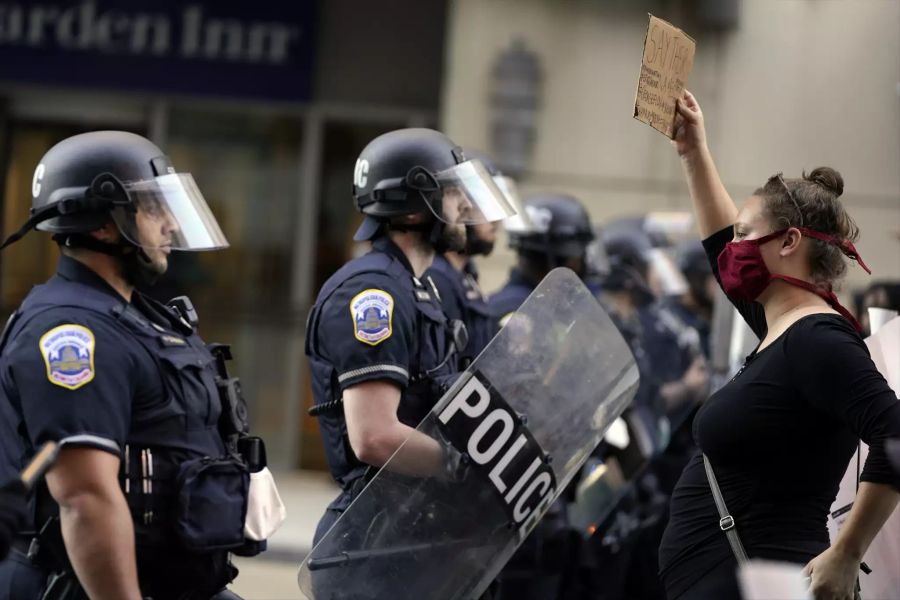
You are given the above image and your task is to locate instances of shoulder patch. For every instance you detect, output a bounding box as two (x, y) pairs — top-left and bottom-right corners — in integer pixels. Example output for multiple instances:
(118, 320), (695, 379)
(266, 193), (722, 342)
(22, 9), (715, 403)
(350, 289), (394, 346)
(39, 324), (96, 390)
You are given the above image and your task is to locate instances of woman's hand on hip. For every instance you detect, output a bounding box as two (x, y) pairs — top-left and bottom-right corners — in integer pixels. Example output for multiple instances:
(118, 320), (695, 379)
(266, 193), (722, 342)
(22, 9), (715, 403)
(672, 89), (707, 158)
(802, 545), (859, 600)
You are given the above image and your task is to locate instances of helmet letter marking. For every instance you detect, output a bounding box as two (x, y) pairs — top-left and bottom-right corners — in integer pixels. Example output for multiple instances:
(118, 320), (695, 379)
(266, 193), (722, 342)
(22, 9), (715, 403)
(354, 159), (369, 188)
(32, 164), (46, 198)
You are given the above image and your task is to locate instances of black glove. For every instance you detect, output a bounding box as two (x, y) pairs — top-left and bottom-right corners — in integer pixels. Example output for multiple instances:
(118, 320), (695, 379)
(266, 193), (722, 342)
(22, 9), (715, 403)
(0, 478), (28, 560)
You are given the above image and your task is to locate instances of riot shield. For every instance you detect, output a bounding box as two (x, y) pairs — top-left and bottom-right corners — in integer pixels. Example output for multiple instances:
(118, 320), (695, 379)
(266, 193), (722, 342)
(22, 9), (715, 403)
(298, 268), (639, 600)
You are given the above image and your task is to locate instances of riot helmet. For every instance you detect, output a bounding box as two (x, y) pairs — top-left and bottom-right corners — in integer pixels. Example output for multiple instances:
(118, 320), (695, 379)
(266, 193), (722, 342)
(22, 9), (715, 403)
(1, 131), (228, 285)
(507, 193), (595, 276)
(351, 129), (515, 249)
(601, 227), (657, 305)
(583, 224), (612, 286)
(601, 218), (689, 302)
(676, 240), (715, 309)
(3, 131), (227, 252)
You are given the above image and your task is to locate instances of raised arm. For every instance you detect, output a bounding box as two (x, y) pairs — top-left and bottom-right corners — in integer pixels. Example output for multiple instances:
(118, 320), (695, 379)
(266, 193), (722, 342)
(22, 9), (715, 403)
(672, 90), (739, 238)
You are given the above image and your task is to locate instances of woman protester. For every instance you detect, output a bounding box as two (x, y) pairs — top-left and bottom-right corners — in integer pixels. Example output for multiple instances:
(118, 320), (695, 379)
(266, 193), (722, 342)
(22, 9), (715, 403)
(657, 90), (900, 600)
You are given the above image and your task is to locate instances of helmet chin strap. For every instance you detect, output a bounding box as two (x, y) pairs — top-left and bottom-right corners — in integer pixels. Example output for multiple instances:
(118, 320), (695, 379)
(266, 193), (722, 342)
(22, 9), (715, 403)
(388, 210), (457, 254)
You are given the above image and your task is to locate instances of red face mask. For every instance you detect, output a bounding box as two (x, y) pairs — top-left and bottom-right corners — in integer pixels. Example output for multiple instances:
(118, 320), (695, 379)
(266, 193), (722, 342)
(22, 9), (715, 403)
(717, 227), (871, 332)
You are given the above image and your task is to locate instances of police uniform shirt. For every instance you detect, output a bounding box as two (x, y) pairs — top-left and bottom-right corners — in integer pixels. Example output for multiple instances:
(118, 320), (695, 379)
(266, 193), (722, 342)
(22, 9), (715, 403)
(427, 255), (495, 364)
(309, 237), (454, 419)
(315, 249), (419, 394)
(306, 236), (457, 496)
(0, 256), (168, 459)
(487, 269), (536, 329)
(663, 296), (712, 359)
(636, 303), (699, 387)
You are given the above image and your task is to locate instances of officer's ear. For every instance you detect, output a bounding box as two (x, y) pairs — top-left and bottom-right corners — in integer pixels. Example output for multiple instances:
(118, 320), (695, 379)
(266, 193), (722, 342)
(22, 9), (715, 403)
(89, 220), (122, 244)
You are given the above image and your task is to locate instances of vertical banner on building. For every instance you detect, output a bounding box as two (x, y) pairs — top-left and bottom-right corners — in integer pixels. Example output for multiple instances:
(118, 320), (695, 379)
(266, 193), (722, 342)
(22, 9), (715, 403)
(633, 14), (696, 139)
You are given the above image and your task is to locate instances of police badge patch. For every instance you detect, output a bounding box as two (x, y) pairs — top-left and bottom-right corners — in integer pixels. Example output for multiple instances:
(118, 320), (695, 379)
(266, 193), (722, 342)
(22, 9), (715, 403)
(39, 324), (96, 390)
(350, 289), (394, 346)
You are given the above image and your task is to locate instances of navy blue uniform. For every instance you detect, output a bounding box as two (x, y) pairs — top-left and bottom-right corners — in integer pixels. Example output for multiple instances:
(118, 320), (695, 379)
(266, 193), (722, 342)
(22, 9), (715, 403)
(487, 269), (535, 328)
(591, 301), (703, 600)
(427, 255), (495, 367)
(488, 269), (581, 600)
(306, 237), (457, 543)
(663, 297), (711, 359)
(0, 256), (246, 600)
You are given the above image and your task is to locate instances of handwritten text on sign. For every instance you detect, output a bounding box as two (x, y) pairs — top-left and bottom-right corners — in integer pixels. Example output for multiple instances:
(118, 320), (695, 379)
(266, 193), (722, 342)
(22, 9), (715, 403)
(633, 15), (696, 138)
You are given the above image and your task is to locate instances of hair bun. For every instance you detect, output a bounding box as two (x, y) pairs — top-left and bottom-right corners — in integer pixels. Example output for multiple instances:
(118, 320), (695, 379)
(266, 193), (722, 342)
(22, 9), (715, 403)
(803, 167), (844, 197)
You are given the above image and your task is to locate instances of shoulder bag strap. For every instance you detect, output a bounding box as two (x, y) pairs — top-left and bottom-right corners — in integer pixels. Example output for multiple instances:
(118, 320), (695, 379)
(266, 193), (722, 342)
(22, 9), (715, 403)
(703, 453), (750, 565)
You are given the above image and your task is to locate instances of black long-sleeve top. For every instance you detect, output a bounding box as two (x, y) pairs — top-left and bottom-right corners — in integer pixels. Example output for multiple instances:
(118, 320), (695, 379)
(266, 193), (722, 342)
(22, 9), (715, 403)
(658, 225), (900, 599)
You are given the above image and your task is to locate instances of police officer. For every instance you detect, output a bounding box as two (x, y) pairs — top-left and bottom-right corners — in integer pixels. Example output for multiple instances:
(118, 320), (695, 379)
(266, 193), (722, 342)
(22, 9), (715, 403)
(488, 193), (596, 327)
(663, 241), (716, 359)
(426, 150), (523, 367)
(304, 129), (514, 575)
(600, 230), (707, 430)
(486, 193), (595, 600)
(590, 228), (708, 600)
(0, 131), (260, 599)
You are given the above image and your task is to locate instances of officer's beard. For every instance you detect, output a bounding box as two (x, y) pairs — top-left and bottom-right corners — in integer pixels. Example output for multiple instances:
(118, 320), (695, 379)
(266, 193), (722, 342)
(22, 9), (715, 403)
(423, 218), (466, 254)
(122, 246), (167, 288)
(465, 233), (494, 257)
(440, 222), (467, 253)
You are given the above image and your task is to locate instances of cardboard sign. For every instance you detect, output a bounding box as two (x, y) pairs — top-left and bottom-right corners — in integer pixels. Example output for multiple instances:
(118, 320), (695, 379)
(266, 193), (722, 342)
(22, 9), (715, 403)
(633, 14), (696, 138)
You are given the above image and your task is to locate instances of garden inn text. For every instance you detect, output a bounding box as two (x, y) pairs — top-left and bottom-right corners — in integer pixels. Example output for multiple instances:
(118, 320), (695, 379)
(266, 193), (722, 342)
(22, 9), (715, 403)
(0, 1), (301, 64)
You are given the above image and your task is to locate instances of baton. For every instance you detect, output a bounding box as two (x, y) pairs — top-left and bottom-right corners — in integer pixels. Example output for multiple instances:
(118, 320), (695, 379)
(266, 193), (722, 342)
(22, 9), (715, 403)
(307, 538), (483, 571)
(19, 441), (59, 492)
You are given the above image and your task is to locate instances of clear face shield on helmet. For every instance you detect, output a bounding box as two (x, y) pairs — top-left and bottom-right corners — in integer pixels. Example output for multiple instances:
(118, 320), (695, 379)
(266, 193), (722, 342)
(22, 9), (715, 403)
(110, 173), (229, 251)
(646, 247), (689, 297)
(585, 226), (612, 280)
(503, 203), (546, 237)
(493, 175), (522, 210)
(418, 160), (517, 226)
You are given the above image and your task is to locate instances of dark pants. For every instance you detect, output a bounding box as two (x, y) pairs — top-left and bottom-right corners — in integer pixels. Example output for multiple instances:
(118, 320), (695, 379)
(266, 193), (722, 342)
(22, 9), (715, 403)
(671, 558), (742, 600)
(0, 545), (243, 600)
(495, 502), (584, 600)
(672, 557), (861, 600)
(0, 550), (47, 600)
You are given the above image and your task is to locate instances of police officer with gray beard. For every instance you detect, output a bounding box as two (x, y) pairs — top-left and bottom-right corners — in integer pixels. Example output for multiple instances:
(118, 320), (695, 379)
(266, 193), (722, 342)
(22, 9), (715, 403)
(0, 132), (264, 600)
(488, 193), (596, 600)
